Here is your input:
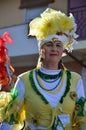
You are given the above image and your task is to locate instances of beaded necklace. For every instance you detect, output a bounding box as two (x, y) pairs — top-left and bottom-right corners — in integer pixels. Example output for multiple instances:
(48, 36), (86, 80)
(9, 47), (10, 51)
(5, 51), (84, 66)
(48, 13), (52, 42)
(36, 69), (63, 83)
(35, 69), (66, 94)
(36, 75), (62, 91)
(36, 69), (62, 79)
(29, 68), (71, 103)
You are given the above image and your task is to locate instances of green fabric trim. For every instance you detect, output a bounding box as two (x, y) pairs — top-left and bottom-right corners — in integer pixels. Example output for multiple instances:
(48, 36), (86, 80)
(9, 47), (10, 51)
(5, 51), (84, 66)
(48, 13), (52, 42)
(7, 88), (18, 109)
(76, 97), (86, 116)
(29, 70), (49, 104)
(36, 69), (62, 80)
(8, 114), (18, 125)
(29, 69), (71, 105)
(4, 88), (18, 124)
(10, 87), (18, 100)
(60, 69), (71, 103)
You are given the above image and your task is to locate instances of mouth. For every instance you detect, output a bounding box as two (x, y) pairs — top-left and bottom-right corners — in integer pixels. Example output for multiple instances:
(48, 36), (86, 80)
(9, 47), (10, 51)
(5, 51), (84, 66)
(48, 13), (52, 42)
(50, 54), (58, 56)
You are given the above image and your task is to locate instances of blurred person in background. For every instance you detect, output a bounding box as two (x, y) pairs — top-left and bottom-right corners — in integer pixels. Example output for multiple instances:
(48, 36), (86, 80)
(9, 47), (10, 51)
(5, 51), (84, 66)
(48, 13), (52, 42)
(0, 32), (17, 130)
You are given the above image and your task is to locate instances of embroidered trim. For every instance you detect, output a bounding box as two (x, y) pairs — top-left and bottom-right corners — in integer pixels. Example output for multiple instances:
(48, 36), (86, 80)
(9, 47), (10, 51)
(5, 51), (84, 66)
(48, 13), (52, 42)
(29, 70), (49, 104)
(76, 97), (86, 116)
(60, 70), (71, 103)
(29, 69), (71, 104)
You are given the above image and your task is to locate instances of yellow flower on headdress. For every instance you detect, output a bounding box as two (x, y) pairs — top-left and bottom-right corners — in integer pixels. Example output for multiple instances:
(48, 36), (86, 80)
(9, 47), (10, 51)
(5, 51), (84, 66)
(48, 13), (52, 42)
(29, 17), (42, 37)
(41, 9), (61, 33)
(37, 17), (58, 40)
(29, 14), (58, 40)
(57, 14), (74, 32)
(41, 8), (74, 32)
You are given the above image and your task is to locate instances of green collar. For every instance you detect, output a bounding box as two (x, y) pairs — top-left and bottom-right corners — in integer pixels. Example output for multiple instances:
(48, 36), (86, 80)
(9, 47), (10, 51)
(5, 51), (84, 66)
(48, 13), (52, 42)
(36, 69), (62, 80)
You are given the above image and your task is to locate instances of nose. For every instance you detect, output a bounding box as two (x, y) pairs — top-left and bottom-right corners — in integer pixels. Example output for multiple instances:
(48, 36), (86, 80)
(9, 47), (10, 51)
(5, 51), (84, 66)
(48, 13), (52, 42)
(52, 44), (57, 51)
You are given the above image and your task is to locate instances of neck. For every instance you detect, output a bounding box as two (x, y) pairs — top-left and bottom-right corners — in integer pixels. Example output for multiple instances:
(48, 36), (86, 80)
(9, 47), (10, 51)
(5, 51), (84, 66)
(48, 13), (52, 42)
(43, 63), (58, 70)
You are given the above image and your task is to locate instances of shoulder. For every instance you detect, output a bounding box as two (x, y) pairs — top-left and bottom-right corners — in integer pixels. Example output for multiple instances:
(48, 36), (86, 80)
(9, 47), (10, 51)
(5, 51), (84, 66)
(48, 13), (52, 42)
(18, 70), (30, 78)
(70, 71), (81, 78)
(18, 68), (36, 79)
(68, 70), (81, 83)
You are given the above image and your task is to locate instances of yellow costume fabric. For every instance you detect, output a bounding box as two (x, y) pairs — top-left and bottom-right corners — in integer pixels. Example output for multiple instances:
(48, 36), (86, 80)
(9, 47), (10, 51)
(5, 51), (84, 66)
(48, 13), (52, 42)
(0, 69), (86, 130)
(19, 69), (86, 130)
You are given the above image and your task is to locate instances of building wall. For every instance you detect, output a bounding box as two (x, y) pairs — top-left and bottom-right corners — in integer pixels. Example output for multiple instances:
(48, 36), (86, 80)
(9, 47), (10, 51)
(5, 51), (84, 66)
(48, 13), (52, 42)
(0, 0), (67, 28)
(64, 61), (82, 74)
(0, 0), (23, 28)
(50, 0), (67, 13)
(14, 59), (82, 76)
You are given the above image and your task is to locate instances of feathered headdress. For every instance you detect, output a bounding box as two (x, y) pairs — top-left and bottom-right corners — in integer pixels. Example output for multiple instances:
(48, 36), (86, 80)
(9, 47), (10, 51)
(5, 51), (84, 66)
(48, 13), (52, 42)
(29, 8), (78, 52)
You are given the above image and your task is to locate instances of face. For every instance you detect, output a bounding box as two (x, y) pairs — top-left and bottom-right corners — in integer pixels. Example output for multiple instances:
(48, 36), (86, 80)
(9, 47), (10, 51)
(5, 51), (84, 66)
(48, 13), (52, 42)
(40, 38), (64, 67)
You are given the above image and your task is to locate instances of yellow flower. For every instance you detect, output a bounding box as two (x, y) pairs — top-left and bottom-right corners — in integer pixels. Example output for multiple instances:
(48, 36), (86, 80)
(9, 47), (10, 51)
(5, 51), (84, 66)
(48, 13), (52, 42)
(29, 17), (42, 37)
(70, 91), (77, 101)
(37, 16), (58, 40)
(58, 15), (74, 31)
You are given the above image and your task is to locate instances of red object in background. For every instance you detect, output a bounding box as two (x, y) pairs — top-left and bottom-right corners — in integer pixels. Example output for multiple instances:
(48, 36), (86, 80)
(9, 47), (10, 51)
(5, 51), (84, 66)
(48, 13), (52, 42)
(2, 32), (13, 44)
(0, 32), (15, 90)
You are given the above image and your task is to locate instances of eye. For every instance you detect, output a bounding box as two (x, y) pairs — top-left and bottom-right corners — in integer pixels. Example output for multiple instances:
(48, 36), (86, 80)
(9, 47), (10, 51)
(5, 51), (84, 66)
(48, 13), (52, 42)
(46, 42), (53, 46)
(55, 42), (63, 48)
(56, 44), (62, 47)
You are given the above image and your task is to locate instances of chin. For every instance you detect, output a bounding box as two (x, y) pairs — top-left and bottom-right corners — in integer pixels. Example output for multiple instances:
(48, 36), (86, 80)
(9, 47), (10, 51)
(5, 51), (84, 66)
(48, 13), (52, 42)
(50, 59), (58, 63)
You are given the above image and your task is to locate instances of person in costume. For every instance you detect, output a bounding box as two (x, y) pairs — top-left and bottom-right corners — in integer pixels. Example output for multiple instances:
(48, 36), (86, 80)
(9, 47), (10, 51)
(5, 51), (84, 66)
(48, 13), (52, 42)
(0, 32), (17, 130)
(0, 32), (16, 92)
(0, 8), (86, 130)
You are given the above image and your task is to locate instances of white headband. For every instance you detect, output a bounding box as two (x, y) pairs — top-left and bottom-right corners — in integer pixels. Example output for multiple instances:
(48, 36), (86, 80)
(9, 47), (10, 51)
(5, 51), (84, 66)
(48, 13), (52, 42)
(38, 35), (68, 50)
